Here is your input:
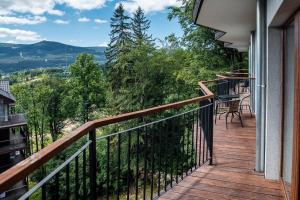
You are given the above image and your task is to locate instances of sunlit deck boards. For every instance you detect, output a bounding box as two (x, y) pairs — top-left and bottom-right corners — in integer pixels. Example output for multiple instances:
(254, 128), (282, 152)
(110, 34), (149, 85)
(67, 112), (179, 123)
(159, 113), (285, 200)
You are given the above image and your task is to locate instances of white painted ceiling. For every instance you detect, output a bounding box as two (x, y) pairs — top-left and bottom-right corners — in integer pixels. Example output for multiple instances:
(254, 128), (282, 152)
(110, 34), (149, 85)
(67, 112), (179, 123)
(195, 0), (256, 52)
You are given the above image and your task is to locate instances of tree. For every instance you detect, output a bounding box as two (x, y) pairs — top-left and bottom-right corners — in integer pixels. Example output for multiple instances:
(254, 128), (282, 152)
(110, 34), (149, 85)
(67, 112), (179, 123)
(168, 0), (233, 69)
(45, 77), (67, 141)
(68, 54), (106, 122)
(106, 3), (132, 65)
(132, 7), (153, 46)
(105, 4), (132, 95)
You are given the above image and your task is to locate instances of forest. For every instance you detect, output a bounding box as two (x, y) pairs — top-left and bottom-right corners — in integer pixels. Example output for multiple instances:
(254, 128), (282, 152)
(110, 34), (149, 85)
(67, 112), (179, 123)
(5, 0), (247, 199)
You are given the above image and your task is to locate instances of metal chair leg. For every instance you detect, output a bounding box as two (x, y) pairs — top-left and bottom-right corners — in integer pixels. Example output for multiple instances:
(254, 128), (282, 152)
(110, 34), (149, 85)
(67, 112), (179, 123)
(248, 105), (253, 118)
(238, 112), (244, 127)
(215, 104), (218, 124)
(225, 113), (229, 129)
(215, 114), (217, 124)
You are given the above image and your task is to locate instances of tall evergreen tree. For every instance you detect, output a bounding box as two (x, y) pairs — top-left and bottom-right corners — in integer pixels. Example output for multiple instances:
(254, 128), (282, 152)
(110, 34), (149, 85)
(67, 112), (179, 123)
(105, 3), (132, 65)
(105, 4), (132, 95)
(132, 7), (152, 45)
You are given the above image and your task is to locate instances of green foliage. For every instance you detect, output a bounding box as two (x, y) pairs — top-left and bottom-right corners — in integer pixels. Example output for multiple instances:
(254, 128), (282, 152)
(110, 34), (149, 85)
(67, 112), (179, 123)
(132, 7), (153, 46)
(11, 75), (68, 152)
(68, 54), (106, 122)
(106, 3), (132, 66)
(168, 0), (232, 69)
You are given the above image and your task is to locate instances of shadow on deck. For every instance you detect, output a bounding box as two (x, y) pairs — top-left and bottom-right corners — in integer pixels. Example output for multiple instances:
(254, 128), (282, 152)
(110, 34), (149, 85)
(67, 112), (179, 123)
(159, 113), (285, 200)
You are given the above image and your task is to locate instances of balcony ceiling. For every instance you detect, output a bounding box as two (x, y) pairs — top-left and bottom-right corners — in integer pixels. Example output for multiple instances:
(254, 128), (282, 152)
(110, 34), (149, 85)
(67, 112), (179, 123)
(194, 0), (256, 52)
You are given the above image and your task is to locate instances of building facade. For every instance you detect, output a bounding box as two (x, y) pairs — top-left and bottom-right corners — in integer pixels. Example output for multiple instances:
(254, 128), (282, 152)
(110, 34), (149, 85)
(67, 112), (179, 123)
(0, 81), (28, 199)
(193, 0), (300, 199)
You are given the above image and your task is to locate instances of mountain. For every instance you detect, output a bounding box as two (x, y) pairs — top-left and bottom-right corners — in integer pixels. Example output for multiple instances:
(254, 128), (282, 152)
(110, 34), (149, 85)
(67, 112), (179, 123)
(0, 41), (106, 73)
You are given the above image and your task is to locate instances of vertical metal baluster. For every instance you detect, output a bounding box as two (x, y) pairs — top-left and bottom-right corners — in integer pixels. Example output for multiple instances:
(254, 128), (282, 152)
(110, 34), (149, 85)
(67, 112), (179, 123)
(181, 115), (185, 180)
(202, 107), (205, 164)
(55, 173), (60, 199)
(204, 106), (207, 162)
(107, 137), (110, 200)
(89, 129), (97, 200)
(164, 121), (168, 192)
(202, 107), (206, 163)
(209, 101), (214, 165)
(195, 109), (199, 168)
(206, 106), (209, 161)
(127, 131), (131, 200)
(198, 108), (202, 166)
(170, 118), (174, 188)
(150, 125), (155, 200)
(158, 122), (162, 196)
(83, 149), (87, 199)
(75, 156), (79, 200)
(66, 164), (70, 200)
(191, 111), (195, 172)
(135, 129), (140, 200)
(42, 184), (46, 200)
(42, 167), (46, 200)
(143, 126), (148, 200)
(117, 134), (121, 200)
(175, 116), (179, 184)
(186, 114), (189, 176)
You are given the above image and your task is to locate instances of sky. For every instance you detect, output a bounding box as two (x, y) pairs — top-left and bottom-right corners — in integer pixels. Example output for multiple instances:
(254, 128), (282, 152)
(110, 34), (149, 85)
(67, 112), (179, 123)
(0, 0), (183, 47)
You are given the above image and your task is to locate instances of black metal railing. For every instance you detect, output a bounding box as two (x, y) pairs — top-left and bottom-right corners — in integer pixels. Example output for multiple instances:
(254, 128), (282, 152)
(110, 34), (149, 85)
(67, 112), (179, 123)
(207, 78), (254, 97)
(14, 101), (213, 200)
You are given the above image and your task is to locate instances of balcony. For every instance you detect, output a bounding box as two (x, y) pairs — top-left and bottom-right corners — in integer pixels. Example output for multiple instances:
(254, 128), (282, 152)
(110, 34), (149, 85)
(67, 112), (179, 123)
(159, 113), (284, 200)
(0, 114), (27, 129)
(0, 75), (284, 200)
(0, 136), (27, 156)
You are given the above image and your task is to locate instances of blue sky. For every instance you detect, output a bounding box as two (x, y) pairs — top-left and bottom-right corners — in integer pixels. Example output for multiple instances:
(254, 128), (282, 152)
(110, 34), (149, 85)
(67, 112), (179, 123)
(0, 0), (183, 47)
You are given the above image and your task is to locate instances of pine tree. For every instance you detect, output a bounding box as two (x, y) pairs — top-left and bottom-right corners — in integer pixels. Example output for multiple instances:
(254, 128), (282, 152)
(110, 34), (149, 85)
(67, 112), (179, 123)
(105, 3), (132, 65)
(132, 7), (153, 46)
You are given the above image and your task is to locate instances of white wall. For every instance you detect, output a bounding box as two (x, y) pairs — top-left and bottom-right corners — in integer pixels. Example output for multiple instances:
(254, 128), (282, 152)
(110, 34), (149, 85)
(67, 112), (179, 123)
(265, 28), (282, 180)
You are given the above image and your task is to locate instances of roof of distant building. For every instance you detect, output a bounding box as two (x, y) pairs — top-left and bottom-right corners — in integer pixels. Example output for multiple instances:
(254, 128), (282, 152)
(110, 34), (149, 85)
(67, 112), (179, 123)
(0, 81), (10, 93)
(0, 81), (15, 103)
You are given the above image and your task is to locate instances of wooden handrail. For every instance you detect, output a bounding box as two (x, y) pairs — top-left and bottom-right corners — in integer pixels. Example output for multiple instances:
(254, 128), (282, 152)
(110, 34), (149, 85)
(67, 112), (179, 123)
(201, 76), (255, 84)
(0, 85), (214, 192)
(201, 78), (226, 84)
(199, 81), (214, 96)
(216, 75), (256, 80)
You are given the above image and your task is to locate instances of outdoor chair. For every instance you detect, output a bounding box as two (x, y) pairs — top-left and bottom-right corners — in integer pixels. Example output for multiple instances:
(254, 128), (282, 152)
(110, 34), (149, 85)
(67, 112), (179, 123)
(239, 79), (253, 117)
(215, 99), (243, 129)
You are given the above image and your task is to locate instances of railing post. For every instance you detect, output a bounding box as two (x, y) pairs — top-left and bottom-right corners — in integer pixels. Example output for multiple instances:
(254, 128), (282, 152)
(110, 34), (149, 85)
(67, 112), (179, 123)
(209, 98), (214, 165)
(89, 129), (97, 200)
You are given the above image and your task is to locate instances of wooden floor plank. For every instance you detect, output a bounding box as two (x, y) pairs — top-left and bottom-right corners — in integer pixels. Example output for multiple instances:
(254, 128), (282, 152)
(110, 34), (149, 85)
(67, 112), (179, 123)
(159, 113), (284, 200)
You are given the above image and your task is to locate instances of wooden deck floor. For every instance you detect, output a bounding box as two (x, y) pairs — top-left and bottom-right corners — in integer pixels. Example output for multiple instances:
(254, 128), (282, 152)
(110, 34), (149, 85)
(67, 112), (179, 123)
(159, 113), (285, 200)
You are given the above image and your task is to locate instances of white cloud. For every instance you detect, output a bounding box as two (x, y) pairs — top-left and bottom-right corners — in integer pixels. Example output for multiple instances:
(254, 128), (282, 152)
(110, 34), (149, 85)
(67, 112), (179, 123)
(119, 0), (181, 13)
(0, 0), (107, 16)
(0, 28), (42, 42)
(54, 19), (69, 24)
(57, 0), (107, 10)
(48, 9), (65, 16)
(0, 15), (46, 25)
(78, 17), (90, 22)
(94, 19), (107, 24)
(0, 0), (55, 15)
